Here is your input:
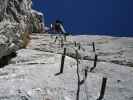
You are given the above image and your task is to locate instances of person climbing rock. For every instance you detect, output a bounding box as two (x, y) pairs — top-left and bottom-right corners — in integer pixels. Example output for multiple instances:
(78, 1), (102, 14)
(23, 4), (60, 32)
(50, 20), (66, 42)
(52, 20), (66, 34)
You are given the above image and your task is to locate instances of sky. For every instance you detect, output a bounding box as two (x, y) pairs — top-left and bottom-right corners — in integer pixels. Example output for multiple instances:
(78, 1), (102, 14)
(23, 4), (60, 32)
(32, 0), (133, 36)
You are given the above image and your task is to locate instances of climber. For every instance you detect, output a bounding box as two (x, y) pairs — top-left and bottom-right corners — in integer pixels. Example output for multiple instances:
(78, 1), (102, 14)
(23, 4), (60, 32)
(54, 20), (72, 36)
(50, 20), (66, 34)
(50, 20), (67, 41)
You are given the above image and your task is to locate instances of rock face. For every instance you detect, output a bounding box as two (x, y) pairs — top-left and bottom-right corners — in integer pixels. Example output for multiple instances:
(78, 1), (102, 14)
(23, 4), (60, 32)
(0, 0), (45, 59)
(0, 34), (132, 100)
(30, 10), (45, 33)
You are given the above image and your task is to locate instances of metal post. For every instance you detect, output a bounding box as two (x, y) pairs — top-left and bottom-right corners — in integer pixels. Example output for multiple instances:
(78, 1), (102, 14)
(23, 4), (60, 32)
(92, 42), (95, 52)
(60, 48), (66, 73)
(97, 77), (107, 100)
(94, 54), (98, 68)
(80, 66), (89, 85)
(90, 54), (98, 72)
(64, 34), (66, 41)
(55, 48), (66, 76)
(75, 50), (80, 100)
(78, 43), (81, 50)
(61, 38), (64, 48)
(54, 36), (58, 42)
(74, 41), (77, 47)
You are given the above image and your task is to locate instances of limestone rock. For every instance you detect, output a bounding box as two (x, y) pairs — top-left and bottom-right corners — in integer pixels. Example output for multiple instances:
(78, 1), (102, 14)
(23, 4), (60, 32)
(30, 10), (45, 33)
(0, 0), (45, 59)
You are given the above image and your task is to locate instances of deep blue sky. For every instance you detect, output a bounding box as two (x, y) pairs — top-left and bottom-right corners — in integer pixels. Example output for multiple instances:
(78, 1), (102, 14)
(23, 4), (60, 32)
(32, 0), (133, 36)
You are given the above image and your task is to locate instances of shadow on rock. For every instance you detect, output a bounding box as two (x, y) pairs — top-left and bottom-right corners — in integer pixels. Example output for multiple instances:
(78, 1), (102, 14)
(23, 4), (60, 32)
(0, 52), (17, 68)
